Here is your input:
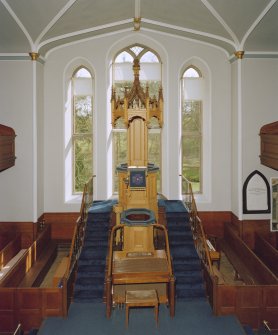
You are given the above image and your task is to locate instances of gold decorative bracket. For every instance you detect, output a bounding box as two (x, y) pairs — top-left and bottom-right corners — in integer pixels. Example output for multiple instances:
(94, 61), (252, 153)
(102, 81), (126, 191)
(134, 17), (141, 31)
(29, 52), (40, 61)
(234, 51), (244, 59)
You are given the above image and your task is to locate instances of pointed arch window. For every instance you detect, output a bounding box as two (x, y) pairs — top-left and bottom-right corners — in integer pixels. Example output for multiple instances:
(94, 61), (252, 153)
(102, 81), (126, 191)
(112, 45), (162, 193)
(181, 66), (203, 194)
(72, 67), (93, 193)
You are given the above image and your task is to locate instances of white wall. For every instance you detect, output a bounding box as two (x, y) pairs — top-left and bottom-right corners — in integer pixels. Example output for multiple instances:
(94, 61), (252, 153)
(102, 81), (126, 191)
(37, 62), (44, 218)
(44, 30), (231, 213)
(2, 33), (277, 222)
(0, 61), (34, 221)
(242, 58), (278, 220)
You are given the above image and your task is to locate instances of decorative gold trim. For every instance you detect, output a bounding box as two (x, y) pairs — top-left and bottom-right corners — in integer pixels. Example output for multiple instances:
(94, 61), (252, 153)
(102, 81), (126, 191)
(234, 51), (244, 59)
(134, 17), (141, 31)
(29, 52), (40, 61)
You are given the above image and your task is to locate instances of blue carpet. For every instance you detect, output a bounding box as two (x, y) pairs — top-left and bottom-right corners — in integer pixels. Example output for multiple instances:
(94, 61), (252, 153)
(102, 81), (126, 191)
(88, 199), (118, 214)
(166, 204), (206, 300)
(73, 205), (111, 303)
(38, 299), (246, 335)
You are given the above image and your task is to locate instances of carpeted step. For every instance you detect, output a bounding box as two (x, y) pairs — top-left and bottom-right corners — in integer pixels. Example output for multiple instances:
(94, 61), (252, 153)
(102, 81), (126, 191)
(73, 203), (113, 303)
(73, 288), (104, 302)
(170, 245), (199, 258)
(83, 239), (108, 248)
(165, 202), (206, 301)
(175, 271), (204, 284)
(75, 274), (105, 287)
(176, 283), (206, 299)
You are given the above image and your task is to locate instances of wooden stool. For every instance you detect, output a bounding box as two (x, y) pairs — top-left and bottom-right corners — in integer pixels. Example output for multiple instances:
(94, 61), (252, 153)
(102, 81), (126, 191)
(125, 290), (159, 327)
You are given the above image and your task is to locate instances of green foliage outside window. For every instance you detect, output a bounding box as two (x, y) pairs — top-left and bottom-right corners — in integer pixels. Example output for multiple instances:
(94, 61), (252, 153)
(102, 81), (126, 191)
(73, 95), (93, 193)
(182, 100), (202, 193)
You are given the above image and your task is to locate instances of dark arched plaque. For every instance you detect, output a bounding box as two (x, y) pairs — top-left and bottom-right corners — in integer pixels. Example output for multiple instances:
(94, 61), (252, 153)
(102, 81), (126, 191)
(243, 170), (270, 214)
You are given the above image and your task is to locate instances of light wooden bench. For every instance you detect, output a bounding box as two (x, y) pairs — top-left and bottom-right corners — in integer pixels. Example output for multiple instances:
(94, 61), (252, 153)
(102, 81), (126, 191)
(206, 239), (221, 269)
(125, 289), (159, 327)
(52, 256), (68, 287)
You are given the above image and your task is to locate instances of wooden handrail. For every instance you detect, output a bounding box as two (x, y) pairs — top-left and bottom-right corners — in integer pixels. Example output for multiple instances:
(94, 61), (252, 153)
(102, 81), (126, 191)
(64, 175), (95, 280)
(153, 223), (173, 276)
(180, 174), (213, 274)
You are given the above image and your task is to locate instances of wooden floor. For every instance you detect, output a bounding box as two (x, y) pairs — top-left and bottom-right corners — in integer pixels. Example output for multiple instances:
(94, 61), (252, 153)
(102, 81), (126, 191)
(218, 252), (245, 285)
(40, 244), (70, 287)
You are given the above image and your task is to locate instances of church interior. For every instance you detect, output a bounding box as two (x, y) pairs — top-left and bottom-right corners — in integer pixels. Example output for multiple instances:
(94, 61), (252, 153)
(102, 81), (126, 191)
(0, 0), (278, 334)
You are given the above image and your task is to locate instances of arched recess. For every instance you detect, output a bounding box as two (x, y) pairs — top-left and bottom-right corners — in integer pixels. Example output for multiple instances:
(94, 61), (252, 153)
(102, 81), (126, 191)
(106, 34), (168, 197)
(180, 57), (211, 203)
(64, 58), (95, 202)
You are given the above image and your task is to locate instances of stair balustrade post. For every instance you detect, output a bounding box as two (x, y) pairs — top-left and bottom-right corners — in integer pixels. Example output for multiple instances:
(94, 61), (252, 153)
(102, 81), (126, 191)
(169, 275), (175, 317)
(106, 276), (112, 318)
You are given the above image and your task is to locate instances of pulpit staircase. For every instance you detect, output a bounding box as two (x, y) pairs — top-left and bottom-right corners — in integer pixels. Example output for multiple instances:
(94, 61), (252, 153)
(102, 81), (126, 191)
(164, 200), (206, 300)
(73, 209), (111, 303)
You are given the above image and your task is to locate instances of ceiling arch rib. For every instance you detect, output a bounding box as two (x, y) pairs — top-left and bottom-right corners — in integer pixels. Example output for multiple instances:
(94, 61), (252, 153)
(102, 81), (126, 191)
(142, 18), (236, 51)
(201, 0), (239, 48)
(35, 0), (78, 47)
(0, 0), (278, 58)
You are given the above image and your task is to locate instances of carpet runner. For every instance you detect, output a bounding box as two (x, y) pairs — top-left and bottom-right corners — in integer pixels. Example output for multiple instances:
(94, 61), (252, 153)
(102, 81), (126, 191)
(74, 199), (205, 302)
(73, 200), (116, 303)
(164, 200), (206, 300)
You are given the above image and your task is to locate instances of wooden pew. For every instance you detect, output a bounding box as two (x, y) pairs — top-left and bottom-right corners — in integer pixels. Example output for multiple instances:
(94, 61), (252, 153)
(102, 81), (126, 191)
(0, 232), (13, 251)
(254, 233), (278, 277)
(0, 234), (29, 287)
(0, 234), (22, 269)
(0, 225), (57, 288)
(219, 225), (278, 285)
(19, 225), (57, 287)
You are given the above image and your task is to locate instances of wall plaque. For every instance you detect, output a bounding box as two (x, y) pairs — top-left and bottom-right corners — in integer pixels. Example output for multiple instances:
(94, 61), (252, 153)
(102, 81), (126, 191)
(243, 170), (270, 214)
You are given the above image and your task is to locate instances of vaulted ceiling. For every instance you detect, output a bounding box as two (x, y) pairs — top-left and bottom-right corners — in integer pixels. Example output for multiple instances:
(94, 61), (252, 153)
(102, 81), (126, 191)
(0, 0), (277, 59)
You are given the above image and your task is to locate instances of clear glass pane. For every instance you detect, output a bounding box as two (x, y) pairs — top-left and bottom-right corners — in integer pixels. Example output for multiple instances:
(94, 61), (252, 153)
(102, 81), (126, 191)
(183, 67), (200, 78)
(182, 136), (201, 193)
(148, 117), (160, 129)
(75, 68), (91, 78)
(74, 137), (93, 193)
(113, 131), (127, 192)
(141, 81), (161, 97)
(114, 81), (133, 98)
(115, 51), (133, 63)
(130, 45), (144, 56)
(114, 117), (126, 129)
(73, 96), (92, 134)
(182, 101), (201, 133)
(140, 51), (159, 63)
(148, 132), (161, 192)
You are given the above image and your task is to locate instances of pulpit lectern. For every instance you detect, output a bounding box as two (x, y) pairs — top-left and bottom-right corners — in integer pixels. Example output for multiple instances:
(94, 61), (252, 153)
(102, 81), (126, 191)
(105, 58), (175, 319)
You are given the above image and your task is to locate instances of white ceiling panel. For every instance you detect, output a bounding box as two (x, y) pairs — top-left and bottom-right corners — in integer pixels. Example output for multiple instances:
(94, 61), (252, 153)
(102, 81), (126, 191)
(0, 2), (30, 53)
(43, 0), (133, 40)
(6, 0), (70, 41)
(141, 0), (231, 39)
(0, 0), (277, 58)
(207, 0), (272, 41)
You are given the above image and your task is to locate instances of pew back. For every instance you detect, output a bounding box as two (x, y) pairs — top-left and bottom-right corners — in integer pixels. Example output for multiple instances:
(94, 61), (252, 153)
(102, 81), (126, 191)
(221, 225), (278, 285)
(0, 234), (22, 269)
(254, 233), (278, 277)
